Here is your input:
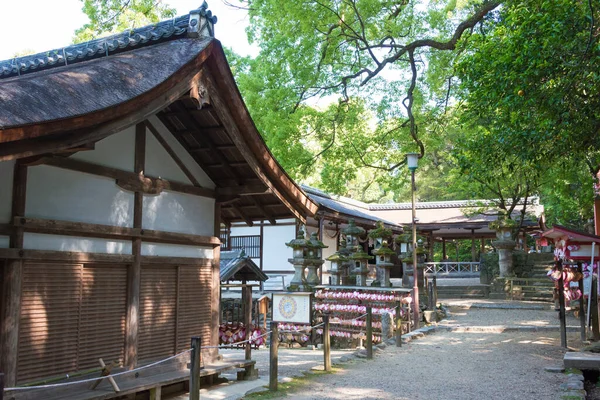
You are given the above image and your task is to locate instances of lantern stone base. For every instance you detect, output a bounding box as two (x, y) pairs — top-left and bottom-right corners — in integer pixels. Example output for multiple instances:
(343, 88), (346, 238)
(306, 265), (321, 287)
(492, 239), (516, 277)
(289, 264), (307, 291)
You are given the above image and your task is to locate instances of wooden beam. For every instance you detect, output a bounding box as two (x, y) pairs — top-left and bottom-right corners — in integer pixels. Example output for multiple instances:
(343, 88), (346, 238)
(12, 217), (220, 247)
(1, 163), (27, 387)
(169, 102), (241, 183)
(231, 204), (253, 227)
(250, 197), (277, 225)
(216, 184), (270, 197)
(200, 69), (308, 224)
(145, 120), (202, 187)
(0, 249), (213, 266)
(41, 156), (215, 198)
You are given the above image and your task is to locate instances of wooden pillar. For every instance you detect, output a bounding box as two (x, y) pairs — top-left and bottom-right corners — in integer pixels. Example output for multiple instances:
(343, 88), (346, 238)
(471, 229), (476, 262)
(0, 163), (27, 386)
(480, 238), (485, 254)
(125, 123), (145, 368)
(212, 202), (222, 359)
(428, 231), (434, 262)
(318, 217), (324, 283)
(442, 239), (446, 260)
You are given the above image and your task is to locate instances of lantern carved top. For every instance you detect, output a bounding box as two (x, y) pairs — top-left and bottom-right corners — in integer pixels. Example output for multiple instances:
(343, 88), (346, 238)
(326, 252), (348, 262)
(372, 240), (395, 256)
(367, 221), (393, 240)
(286, 228), (310, 249)
(343, 219), (365, 237)
(308, 232), (328, 249)
(349, 250), (373, 260)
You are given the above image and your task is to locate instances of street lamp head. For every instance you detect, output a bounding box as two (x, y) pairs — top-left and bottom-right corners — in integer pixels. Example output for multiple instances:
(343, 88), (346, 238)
(406, 153), (419, 171)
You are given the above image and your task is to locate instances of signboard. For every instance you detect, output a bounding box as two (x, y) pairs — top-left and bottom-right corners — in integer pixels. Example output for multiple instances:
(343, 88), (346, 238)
(272, 292), (312, 324)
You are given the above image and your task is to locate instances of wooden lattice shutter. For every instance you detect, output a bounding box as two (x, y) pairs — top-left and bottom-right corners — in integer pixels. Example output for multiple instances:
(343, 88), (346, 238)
(78, 264), (127, 370)
(17, 262), (82, 383)
(176, 265), (212, 357)
(139, 265), (177, 362)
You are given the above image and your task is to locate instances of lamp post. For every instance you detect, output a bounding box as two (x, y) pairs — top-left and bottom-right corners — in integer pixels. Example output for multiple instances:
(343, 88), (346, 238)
(406, 153), (420, 329)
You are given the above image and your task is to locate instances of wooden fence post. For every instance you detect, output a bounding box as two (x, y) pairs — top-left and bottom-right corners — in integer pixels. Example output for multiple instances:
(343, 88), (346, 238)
(269, 322), (279, 391)
(190, 336), (201, 400)
(396, 301), (402, 347)
(366, 307), (373, 360)
(243, 284), (252, 361)
(323, 315), (331, 371)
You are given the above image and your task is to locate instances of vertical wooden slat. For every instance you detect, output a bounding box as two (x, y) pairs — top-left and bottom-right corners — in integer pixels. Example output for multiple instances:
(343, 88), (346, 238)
(0, 163), (27, 386)
(79, 264), (127, 370)
(17, 263), (81, 383)
(139, 266), (177, 362)
(125, 123), (146, 368)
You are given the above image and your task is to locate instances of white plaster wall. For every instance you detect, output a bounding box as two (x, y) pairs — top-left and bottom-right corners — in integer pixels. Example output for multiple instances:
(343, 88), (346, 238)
(70, 127), (135, 172)
(145, 131), (192, 185)
(229, 226), (261, 236)
(0, 235), (9, 248)
(571, 245), (600, 258)
(142, 191), (214, 236)
(0, 160), (14, 223)
(322, 229), (338, 260)
(23, 233), (132, 254)
(26, 165), (134, 227)
(141, 243), (213, 259)
(262, 224), (295, 271)
(147, 115), (215, 189)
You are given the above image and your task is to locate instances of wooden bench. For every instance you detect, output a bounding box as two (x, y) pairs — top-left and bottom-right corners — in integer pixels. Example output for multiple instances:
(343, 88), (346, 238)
(4, 359), (256, 400)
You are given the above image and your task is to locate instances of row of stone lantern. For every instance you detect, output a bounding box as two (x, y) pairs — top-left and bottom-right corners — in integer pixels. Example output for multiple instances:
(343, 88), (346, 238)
(286, 219), (412, 290)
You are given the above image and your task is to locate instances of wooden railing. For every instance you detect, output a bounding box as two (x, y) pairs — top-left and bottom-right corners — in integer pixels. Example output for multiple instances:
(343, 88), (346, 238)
(424, 262), (480, 275)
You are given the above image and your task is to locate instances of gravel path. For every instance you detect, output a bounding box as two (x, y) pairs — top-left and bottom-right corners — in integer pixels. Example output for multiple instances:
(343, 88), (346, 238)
(240, 302), (584, 400)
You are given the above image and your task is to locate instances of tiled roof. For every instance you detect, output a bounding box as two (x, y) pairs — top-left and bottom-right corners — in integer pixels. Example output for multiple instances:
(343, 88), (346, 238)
(220, 250), (268, 282)
(0, 2), (217, 79)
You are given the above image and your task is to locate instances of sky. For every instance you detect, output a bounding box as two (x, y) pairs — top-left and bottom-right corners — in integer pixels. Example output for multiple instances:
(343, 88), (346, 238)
(0, 0), (257, 61)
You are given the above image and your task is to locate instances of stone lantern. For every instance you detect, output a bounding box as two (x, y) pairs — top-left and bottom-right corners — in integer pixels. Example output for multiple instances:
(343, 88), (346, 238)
(490, 214), (517, 278)
(306, 232), (327, 288)
(372, 240), (395, 287)
(350, 248), (372, 286)
(326, 252), (347, 286)
(286, 228), (310, 291)
(343, 219), (364, 251)
(368, 221), (393, 286)
(338, 238), (353, 285)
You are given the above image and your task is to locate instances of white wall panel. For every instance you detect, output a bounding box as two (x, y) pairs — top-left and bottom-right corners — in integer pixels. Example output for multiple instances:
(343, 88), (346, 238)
(147, 115), (215, 189)
(26, 165), (134, 227)
(145, 131), (192, 185)
(0, 235), (9, 248)
(142, 191), (214, 236)
(141, 243), (213, 259)
(70, 127), (135, 172)
(262, 224), (295, 271)
(229, 226), (261, 236)
(0, 160), (14, 223)
(23, 233), (131, 254)
(322, 229), (338, 261)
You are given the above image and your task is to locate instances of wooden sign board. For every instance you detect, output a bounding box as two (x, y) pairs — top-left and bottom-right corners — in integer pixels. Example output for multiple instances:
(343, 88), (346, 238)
(272, 292), (312, 324)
